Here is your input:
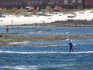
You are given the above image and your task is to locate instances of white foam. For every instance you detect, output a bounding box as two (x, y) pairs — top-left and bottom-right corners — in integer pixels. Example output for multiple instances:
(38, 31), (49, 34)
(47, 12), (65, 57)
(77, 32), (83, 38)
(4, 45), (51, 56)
(9, 41), (30, 45)
(0, 50), (93, 54)
(65, 32), (69, 34)
(1, 65), (37, 70)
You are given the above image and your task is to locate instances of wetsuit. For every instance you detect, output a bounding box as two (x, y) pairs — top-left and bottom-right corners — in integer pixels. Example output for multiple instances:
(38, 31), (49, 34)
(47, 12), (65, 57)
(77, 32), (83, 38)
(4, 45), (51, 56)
(69, 42), (73, 52)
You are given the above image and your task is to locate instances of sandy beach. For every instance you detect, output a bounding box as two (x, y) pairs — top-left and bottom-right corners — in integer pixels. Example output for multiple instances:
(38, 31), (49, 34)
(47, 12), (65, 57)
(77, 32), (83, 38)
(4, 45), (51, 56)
(0, 9), (93, 26)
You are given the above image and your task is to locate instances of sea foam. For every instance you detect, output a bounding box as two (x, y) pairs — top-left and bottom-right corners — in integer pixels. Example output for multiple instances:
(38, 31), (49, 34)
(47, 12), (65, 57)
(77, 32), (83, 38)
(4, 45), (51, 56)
(1, 65), (37, 70)
(0, 50), (93, 54)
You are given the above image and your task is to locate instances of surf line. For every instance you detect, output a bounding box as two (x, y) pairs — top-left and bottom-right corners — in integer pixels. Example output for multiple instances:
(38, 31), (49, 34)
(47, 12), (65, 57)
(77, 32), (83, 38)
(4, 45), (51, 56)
(0, 51), (93, 54)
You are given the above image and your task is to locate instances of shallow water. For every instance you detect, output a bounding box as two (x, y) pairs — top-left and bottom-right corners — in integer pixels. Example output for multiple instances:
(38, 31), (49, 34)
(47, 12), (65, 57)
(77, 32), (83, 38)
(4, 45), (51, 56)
(0, 38), (93, 70)
(0, 26), (93, 70)
(1, 26), (93, 36)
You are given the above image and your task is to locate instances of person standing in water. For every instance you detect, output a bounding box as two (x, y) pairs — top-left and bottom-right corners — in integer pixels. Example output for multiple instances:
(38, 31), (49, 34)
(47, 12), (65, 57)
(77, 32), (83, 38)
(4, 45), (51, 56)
(6, 26), (9, 32)
(68, 40), (73, 52)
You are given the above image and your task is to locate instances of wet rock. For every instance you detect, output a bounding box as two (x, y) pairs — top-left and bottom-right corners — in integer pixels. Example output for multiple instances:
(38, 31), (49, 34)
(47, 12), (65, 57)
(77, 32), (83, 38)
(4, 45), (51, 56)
(0, 35), (3, 37)
(0, 34), (93, 46)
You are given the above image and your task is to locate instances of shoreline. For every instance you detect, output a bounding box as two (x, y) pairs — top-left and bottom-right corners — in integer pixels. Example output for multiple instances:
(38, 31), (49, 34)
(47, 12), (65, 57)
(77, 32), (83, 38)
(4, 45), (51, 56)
(20, 20), (93, 27)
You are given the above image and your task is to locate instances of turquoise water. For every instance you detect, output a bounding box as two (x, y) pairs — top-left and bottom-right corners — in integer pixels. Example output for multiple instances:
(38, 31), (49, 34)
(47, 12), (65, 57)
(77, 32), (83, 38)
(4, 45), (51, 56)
(0, 26), (93, 70)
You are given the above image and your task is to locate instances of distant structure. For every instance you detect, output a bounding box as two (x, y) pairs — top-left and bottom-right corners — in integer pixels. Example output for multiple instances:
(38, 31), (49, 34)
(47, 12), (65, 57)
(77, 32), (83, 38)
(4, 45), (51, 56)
(0, 0), (93, 10)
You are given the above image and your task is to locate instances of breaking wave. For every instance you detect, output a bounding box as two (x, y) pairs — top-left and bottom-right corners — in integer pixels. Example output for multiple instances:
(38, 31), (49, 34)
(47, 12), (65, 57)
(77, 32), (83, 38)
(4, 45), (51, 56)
(1, 65), (37, 70)
(9, 41), (30, 45)
(0, 50), (93, 54)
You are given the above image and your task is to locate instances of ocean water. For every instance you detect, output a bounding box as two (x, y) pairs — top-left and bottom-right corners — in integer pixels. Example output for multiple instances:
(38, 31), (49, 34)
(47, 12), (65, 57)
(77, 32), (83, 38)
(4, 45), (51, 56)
(0, 26), (93, 70)
(0, 26), (93, 36)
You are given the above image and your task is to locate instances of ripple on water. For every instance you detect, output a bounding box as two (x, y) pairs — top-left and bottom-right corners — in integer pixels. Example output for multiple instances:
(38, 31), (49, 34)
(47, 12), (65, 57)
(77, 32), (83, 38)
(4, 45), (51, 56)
(0, 26), (93, 70)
